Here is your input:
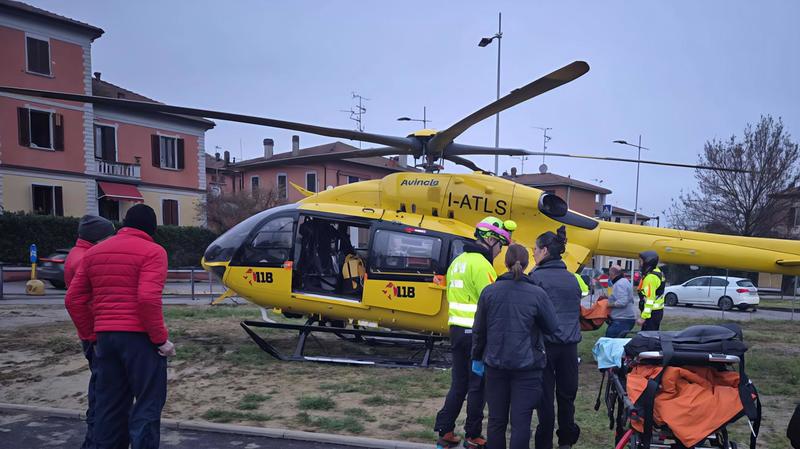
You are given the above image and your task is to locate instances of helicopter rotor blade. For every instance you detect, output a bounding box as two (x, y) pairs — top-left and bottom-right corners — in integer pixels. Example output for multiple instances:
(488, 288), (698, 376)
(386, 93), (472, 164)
(443, 155), (488, 173)
(236, 146), (412, 168)
(0, 85), (421, 151)
(428, 61), (589, 154)
(444, 143), (752, 173)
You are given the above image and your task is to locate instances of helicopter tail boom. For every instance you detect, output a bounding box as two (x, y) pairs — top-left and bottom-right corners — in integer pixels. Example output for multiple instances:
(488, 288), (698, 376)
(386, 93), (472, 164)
(594, 221), (800, 275)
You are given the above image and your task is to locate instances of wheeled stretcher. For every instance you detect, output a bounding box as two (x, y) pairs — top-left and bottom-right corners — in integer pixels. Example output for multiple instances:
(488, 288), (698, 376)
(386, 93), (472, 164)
(592, 324), (761, 449)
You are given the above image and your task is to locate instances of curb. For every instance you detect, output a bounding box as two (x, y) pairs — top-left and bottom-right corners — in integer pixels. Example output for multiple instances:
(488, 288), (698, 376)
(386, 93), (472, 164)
(0, 403), (430, 449)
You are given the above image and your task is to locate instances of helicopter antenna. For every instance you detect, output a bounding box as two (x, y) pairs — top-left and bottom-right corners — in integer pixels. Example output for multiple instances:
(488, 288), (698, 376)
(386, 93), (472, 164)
(340, 92), (369, 148)
(532, 126), (552, 173)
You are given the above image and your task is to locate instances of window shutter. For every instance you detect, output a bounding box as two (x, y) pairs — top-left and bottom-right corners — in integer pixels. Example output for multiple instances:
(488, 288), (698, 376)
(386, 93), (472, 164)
(790, 207), (798, 227)
(53, 114), (64, 151)
(18, 108), (30, 146)
(103, 127), (116, 161)
(54, 186), (63, 216)
(176, 138), (185, 169)
(151, 135), (160, 167)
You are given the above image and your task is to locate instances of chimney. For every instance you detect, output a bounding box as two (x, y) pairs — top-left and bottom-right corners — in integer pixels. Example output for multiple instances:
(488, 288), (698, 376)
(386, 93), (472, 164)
(292, 135), (300, 156)
(223, 150), (230, 165)
(397, 155), (407, 168)
(263, 138), (274, 159)
(510, 167), (517, 177)
(93, 72), (101, 80)
(215, 152), (220, 161)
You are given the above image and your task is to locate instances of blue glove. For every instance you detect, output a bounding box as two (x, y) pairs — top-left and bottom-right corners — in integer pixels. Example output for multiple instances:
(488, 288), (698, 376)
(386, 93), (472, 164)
(471, 360), (484, 377)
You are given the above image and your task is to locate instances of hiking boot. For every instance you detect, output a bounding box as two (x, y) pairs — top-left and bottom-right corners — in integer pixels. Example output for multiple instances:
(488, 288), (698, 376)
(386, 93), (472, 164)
(436, 432), (461, 449)
(463, 436), (487, 449)
(558, 445), (572, 449)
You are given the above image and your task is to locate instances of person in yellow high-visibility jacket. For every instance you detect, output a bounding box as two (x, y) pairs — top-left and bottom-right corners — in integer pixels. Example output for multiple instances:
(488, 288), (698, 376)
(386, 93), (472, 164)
(434, 216), (516, 449)
(574, 273), (589, 298)
(636, 250), (665, 331)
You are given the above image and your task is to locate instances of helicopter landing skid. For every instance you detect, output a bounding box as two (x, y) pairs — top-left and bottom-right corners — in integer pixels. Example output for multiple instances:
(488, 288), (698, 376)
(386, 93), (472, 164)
(240, 320), (449, 368)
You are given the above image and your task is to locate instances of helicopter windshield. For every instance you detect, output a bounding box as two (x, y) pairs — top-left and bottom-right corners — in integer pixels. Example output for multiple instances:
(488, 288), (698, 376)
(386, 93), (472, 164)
(204, 204), (298, 263)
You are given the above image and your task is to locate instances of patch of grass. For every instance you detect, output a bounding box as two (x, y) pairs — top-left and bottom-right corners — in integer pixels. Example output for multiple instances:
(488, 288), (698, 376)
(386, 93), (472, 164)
(241, 393), (270, 403)
(47, 336), (79, 354)
(414, 416), (435, 428)
(236, 392), (271, 410)
(296, 412), (364, 434)
(378, 422), (402, 431)
(400, 430), (437, 441)
(163, 304), (260, 320)
(174, 342), (204, 361)
(298, 395), (336, 411)
(236, 401), (259, 410)
(343, 407), (376, 422)
(361, 394), (405, 406)
(201, 409), (271, 423)
(319, 382), (361, 393)
(223, 345), (269, 366)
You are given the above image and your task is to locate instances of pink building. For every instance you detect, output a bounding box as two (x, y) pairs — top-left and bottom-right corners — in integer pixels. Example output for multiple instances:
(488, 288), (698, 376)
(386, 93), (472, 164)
(0, 0), (214, 226)
(207, 138), (414, 203)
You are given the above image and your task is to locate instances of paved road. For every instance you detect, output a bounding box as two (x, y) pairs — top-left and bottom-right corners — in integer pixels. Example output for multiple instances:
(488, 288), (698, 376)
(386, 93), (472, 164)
(0, 410), (376, 449)
(662, 304), (799, 321)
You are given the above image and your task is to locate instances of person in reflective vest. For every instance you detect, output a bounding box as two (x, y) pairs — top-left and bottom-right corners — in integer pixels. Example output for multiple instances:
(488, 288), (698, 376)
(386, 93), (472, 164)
(636, 250), (665, 331)
(574, 273), (589, 298)
(434, 216), (516, 449)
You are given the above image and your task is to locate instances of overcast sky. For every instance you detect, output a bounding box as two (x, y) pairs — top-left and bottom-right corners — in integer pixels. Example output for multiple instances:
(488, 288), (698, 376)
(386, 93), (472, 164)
(29, 1), (800, 222)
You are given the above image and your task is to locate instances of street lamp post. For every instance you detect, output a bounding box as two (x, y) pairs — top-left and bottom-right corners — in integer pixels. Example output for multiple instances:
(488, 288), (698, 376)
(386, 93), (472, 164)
(396, 106), (429, 128)
(613, 135), (649, 224)
(479, 12), (502, 175)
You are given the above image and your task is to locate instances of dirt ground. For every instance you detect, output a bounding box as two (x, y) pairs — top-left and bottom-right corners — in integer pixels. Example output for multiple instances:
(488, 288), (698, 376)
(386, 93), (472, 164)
(0, 303), (797, 448)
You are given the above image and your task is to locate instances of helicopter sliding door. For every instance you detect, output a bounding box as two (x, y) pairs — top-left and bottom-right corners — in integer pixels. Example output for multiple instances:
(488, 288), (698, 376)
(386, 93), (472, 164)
(292, 214), (371, 302)
(362, 224), (447, 316)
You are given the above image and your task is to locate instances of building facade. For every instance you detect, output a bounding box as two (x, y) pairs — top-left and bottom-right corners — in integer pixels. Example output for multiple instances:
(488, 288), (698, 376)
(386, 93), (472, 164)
(0, 0), (214, 226)
(207, 138), (413, 203)
(503, 171), (612, 216)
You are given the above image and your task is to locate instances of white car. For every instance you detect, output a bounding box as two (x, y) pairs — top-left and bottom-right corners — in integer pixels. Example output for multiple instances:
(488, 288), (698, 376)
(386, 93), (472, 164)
(663, 276), (759, 311)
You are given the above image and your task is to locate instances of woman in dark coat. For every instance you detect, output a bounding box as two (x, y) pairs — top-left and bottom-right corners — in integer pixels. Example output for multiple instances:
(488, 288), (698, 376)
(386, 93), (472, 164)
(529, 226), (582, 449)
(472, 244), (558, 449)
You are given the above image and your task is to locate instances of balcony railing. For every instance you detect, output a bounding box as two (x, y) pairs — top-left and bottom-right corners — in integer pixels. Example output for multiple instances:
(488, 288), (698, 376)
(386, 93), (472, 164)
(96, 159), (141, 179)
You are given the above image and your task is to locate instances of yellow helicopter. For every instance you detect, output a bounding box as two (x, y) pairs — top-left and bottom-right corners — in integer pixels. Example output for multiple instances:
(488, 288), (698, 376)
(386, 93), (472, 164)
(5, 61), (800, 366)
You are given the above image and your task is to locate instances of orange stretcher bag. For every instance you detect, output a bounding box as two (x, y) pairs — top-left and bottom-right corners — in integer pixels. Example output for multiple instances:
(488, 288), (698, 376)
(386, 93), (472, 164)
(580, 298), (609, 331)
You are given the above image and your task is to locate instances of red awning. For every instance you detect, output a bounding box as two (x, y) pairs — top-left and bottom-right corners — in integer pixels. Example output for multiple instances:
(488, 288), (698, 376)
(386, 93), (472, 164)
(97, 181), (144, 202)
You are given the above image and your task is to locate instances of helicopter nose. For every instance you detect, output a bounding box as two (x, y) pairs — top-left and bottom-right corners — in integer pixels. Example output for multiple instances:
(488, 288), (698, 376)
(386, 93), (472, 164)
(201, 257), (227, 283)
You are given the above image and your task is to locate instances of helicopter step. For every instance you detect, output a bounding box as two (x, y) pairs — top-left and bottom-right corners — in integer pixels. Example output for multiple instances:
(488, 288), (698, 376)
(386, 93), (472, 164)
(240, 319), (450, 368)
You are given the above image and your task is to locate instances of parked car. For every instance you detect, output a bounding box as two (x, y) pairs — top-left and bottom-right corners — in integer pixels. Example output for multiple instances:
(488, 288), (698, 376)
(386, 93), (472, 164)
(37, 248), (71, 289)
(664, 276), (759, 311)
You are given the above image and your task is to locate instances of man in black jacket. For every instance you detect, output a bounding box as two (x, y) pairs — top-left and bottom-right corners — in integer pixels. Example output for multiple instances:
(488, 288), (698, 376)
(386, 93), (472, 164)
(529, 226), (582, 449)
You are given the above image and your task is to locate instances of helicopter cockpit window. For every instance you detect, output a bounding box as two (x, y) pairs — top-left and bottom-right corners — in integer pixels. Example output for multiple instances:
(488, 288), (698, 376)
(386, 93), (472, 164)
(241, 216), (295, 265)
(371, 230), (442, 274)
(448, 238), (473, 264)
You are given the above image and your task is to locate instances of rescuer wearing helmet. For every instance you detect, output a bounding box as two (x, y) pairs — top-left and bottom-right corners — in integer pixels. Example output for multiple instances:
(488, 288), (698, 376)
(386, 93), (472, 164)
(636, 250), (665, 331)
(434, 216), (517, 449)
(530, 225), (582, 449)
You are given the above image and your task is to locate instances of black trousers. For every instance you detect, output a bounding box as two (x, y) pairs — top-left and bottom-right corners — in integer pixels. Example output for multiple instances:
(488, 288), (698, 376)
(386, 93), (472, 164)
(80, 341), (97, 449)
(94, 332), (167, 449)
(434, 326), (485, 438)
(485, 366), (543, 449)
(535, 343), (580, 449)
(642, 309), (664, 331)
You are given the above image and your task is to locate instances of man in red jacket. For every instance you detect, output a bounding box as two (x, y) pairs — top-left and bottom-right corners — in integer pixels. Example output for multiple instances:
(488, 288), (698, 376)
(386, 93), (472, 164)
(65, 215), (116, 287)
(64, 214), (115, 449)
(66, 204), (175, 449)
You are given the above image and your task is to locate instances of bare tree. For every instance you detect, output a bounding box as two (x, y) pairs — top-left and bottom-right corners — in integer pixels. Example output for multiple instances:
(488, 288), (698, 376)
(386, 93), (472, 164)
(199, 188), (283, 234)
(668, 115), (799, 236)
